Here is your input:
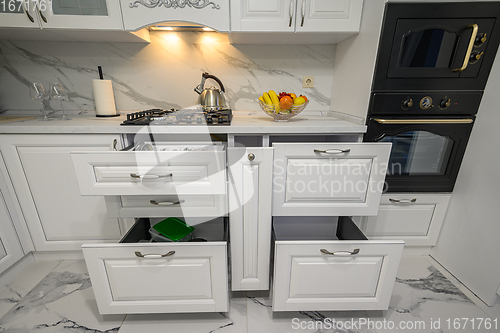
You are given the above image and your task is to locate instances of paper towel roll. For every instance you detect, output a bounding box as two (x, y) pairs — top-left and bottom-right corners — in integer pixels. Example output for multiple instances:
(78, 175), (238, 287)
(92, 79), (119, 117)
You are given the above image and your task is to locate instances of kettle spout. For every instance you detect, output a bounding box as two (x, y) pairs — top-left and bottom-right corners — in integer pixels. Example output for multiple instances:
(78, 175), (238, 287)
(194, 84), (204, 95)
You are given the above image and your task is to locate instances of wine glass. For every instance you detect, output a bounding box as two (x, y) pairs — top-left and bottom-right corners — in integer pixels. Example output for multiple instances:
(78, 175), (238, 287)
(29, 82), (52, 121)
(49, 83), (71, 120)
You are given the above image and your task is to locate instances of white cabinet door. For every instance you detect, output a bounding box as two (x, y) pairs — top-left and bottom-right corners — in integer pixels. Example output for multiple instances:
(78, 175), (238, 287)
(228, 147), (273, 291)
(355, 194), (451, 247)
(272, 142), (391, 216)
(3, 135), (122, 252)
(39, 0), (123, 30)
(0, 2), (41, 28)
(230, 0), (362, 33)
(295, 0), (363, 32)
(120, 0), (229, 31)
(0, 153), (24, 274)
(83, 219), (228, 314)
(230, 0), (294, 32)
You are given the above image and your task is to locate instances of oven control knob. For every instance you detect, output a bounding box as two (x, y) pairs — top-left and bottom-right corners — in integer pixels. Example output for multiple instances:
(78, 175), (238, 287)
(401, 98), (413, 110)
(470, 51), (484, 64)
(475, 33), (487, 46)
(440, 98), (451, 109)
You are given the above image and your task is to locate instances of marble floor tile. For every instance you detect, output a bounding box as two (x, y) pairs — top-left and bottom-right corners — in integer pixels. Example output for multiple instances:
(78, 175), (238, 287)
(118, 294), (248, 333)
(246, 291), (375, 333)
(0, 260), (60, 320)
(366, 256), (494, 333)
(0, 260), (125, 332)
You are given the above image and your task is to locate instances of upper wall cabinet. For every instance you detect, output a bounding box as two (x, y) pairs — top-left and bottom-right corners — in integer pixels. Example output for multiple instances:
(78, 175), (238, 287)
(231, 0), (362, 32)
(0, 0), (123, 29)
(229, 0), (363, 43)
(120, 0), (230, 31)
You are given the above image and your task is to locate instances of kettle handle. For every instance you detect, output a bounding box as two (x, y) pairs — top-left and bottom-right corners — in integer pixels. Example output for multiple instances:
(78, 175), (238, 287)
(202, 72), (226, 93)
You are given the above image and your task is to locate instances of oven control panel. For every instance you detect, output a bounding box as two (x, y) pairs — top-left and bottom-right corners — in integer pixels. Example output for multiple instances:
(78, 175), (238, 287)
(369, 92), (483, 115)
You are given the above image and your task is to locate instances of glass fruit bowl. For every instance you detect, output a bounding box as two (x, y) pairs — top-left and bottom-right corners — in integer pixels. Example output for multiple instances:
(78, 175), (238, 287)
(259, 100), (309, 122)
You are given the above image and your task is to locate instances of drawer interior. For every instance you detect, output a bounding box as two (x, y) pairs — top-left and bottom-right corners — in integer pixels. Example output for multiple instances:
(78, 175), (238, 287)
(120, 217), (228, 243)
(273, 216), (367, 241)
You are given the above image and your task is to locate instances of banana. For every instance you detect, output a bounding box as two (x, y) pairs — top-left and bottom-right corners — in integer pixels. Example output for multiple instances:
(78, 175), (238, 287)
(268, 90), (281, 111)
(262, 92), (272, 105)
(258, 96), (265, 103)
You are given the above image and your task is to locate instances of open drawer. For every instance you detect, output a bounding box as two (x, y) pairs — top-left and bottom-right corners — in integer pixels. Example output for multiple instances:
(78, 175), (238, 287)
(71, 143), (226, 196)
(82, 218), (229, 315)
(272, 216), (404, 311)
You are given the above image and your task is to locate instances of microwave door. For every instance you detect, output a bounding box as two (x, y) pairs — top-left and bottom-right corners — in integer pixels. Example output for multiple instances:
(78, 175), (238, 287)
(387, 19), (490, 79)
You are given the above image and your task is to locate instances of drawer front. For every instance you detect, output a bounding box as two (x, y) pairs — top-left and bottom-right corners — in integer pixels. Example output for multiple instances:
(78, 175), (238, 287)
(105, 194), (227, 218)
(82, 242), (228, 314)
(357, 194), (451, 246)
(272, 240), (404, 311)
(272, 143), (391, 216)
(71, 150), (226, 196)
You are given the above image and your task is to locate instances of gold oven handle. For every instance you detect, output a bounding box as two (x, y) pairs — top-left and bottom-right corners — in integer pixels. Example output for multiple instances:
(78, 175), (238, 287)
(373, 118), (474, 124)
(453, 24), (479, 72)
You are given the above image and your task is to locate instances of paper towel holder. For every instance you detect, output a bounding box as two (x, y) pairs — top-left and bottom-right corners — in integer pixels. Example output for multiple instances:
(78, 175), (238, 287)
(93, 66), (120, 117)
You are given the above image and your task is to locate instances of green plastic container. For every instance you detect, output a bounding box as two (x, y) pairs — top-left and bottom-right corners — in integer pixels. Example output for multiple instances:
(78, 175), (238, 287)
(152, 217), (194, 242)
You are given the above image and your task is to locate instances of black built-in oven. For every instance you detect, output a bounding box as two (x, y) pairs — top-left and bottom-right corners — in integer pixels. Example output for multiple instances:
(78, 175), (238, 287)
(364, 1), (500, 193)
(364, 116), (474, 192)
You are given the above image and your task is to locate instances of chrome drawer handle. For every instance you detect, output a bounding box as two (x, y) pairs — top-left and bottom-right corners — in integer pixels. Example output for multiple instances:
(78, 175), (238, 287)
(130, 173), (173, 179)
(320, 248), (360, 256)
(135, 251), (175, 259)
(289, 0), (294, 27)
(149, 199), (185, 206)
(389, 198), (417, 203)
(314, 149), (351, 154)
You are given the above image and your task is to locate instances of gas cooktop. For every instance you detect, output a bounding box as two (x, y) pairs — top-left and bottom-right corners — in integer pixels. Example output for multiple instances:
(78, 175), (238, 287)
(121, 108), (232, 126)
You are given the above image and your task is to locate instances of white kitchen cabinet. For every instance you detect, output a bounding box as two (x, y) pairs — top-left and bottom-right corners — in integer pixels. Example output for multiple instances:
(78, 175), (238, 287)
(83, 218), (228, 314)
(120, 0), (229, 31)
(272, 142), (391, 217)
(228, 147), (273, 291)
(354, 194), (451, 247)
(230, 0), (362, 32)
(272, 216), (404, 311)
(0, 0), (123, 30)
(1, 135), (123, 252)
(0, 152), (24, 275)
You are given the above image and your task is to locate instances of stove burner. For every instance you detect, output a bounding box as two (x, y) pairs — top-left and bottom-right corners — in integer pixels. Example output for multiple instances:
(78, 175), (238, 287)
(121, 108), (232, 126)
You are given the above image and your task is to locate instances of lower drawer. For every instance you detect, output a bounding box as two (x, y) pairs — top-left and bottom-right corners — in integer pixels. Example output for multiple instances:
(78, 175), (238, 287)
(272, 216), (404, 312)
(82, 218), (228, 315)
(104, 194), (227, 218)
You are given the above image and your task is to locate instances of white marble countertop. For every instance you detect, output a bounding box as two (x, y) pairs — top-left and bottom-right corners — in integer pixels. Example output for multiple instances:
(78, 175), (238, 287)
(0, 111), (366, 134)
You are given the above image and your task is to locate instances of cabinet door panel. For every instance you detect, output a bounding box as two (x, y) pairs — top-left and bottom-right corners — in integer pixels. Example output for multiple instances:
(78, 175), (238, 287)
(5, 135), (121, 251)
(228, 148), (273, 291)
(0, 152), (24, 273)
(40, 0), (123, 29)
(0, 5), (41, 28)
(296, 0), (363, 32)
(230, 0), (294, 32)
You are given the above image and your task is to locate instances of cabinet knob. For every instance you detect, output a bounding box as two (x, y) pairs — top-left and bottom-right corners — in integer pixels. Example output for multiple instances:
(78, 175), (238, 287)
(248, 153), (255, 161)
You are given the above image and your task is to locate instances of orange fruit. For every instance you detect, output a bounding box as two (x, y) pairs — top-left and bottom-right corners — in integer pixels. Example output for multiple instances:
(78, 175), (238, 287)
(280, 96), (293, 110)
(299, 94), (308, 102)
(290, 93), (297, 100)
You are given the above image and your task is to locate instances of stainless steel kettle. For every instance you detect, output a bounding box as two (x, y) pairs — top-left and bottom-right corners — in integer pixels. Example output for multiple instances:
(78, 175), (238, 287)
(194, 72), (227, 111)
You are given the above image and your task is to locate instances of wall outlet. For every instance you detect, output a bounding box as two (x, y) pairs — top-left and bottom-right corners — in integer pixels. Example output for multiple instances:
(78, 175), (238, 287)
(303, 76), (314, 88)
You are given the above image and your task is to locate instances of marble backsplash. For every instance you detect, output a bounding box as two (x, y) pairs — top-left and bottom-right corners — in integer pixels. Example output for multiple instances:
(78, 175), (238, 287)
(0, 32), (335, 114)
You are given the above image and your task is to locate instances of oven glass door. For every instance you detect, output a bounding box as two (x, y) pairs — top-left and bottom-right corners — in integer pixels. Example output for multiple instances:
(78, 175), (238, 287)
(388, 18), (494, 79)
(364, 117), (474, 192)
